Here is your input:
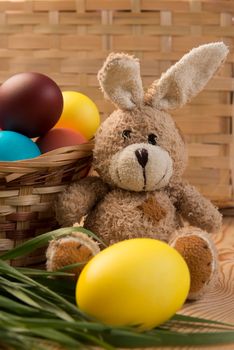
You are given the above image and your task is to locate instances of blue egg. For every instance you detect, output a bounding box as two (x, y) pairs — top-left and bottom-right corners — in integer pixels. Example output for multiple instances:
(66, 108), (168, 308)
(0, 131), (41, 161)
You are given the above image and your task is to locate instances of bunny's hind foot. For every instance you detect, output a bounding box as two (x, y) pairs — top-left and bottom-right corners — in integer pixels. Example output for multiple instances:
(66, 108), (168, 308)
(170, 227), (218, 300)
(46, 231), (100, 278)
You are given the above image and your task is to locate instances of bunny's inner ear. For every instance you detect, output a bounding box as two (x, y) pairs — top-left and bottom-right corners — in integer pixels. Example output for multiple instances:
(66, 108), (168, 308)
(98, 53), (144, 110)
(145, 42), (229, 110)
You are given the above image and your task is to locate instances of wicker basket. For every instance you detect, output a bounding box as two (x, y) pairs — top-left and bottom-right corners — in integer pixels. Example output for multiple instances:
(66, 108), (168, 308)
(0, 143), (93, 266)
(0, 0), (232, 206)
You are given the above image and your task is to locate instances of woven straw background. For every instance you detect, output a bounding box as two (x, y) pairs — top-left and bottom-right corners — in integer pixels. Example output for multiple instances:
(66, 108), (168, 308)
(0, 0), (233, 206)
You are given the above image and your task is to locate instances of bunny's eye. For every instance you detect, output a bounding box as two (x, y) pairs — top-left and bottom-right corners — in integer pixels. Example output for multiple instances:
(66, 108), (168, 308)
(122, 130), (132, 139)
(148, 133), (158, 145)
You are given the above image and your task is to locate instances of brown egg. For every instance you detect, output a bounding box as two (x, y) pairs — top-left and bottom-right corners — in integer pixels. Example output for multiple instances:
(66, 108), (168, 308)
(0, 72), (63, 138)
(36, 127), (87, 153)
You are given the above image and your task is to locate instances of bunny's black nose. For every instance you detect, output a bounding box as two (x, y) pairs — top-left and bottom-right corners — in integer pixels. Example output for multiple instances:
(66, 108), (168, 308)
(135, 148), (148, 168)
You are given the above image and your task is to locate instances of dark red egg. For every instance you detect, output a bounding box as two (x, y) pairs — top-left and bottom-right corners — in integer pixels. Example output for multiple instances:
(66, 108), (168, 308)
(36, 127), (87, 153)
(0, 72), (63, 138)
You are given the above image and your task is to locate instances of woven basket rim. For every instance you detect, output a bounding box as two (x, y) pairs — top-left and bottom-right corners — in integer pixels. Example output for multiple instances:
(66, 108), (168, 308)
(0, 141), (94, 169)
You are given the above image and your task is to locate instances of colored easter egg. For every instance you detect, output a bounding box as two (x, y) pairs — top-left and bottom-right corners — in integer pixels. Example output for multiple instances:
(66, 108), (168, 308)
(36, 128), (87, 153)
(0, 73), (63, 138)
(55, 91), (100, 140)
(76, 238), (190, 331)
(0, 131), (41, 161)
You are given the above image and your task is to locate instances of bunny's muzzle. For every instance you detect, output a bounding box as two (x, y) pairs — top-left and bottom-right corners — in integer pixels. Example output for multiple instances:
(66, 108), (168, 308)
(109, 143), (173, 192)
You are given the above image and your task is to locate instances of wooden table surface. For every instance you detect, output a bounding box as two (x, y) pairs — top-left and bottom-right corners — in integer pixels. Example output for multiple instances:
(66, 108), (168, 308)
(140, 217), (234, 350)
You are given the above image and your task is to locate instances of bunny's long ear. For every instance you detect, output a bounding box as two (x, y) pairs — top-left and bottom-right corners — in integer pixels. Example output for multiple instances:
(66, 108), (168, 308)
(98, 53), (144, 110)
(145, 42), (229, 110)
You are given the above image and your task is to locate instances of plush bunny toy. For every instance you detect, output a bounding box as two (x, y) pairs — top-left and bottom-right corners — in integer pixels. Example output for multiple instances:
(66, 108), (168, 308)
(47, 42), (228, 300)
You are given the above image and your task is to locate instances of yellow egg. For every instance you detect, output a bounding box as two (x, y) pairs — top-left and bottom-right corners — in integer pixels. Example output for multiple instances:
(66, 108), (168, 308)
(55, 91), (100, 140)
(76, 238), (190, 330)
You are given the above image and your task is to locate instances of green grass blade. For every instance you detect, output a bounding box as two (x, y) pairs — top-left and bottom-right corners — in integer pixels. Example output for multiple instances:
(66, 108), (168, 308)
(103, 328), (234, 347)
(0, 275), (28, 288)
(0, 315), (110, 332)
(19, 288), (75, 321)
(57, 261), (87, 271)
(0, 274), (75, 321)
(0, 295), (40, 315)
(26, 328), (81, 348)
(0, 259), (85, 319)
(33, 277), (76, 304)
(74, 226), (106, 246)
(1, 285), (42, 309)
(172, 314), (234, 328)
(17, 267), (75, 277)
(0, 311), (114, 349)
(1, 285), (72, 321)
(160, 321), (234, 332)
(0, 226), (105, 261)
(0, 314), (82, 349)
(0, 330), (35, 350)
(74, 329), (115, 350)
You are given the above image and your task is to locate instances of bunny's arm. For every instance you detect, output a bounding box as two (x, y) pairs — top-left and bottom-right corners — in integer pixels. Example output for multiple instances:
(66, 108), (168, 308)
(55, 176), (109, 227)
(169, 181), (222, 233)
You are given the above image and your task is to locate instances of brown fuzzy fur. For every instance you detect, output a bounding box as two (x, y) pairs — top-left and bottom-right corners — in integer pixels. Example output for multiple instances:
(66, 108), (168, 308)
(84, 188), (179, 245)
(168, 181), (222, 233)
(49, 43), (228, 299)
(93, 107), (188, 185)
(55, 177), (109, 227)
